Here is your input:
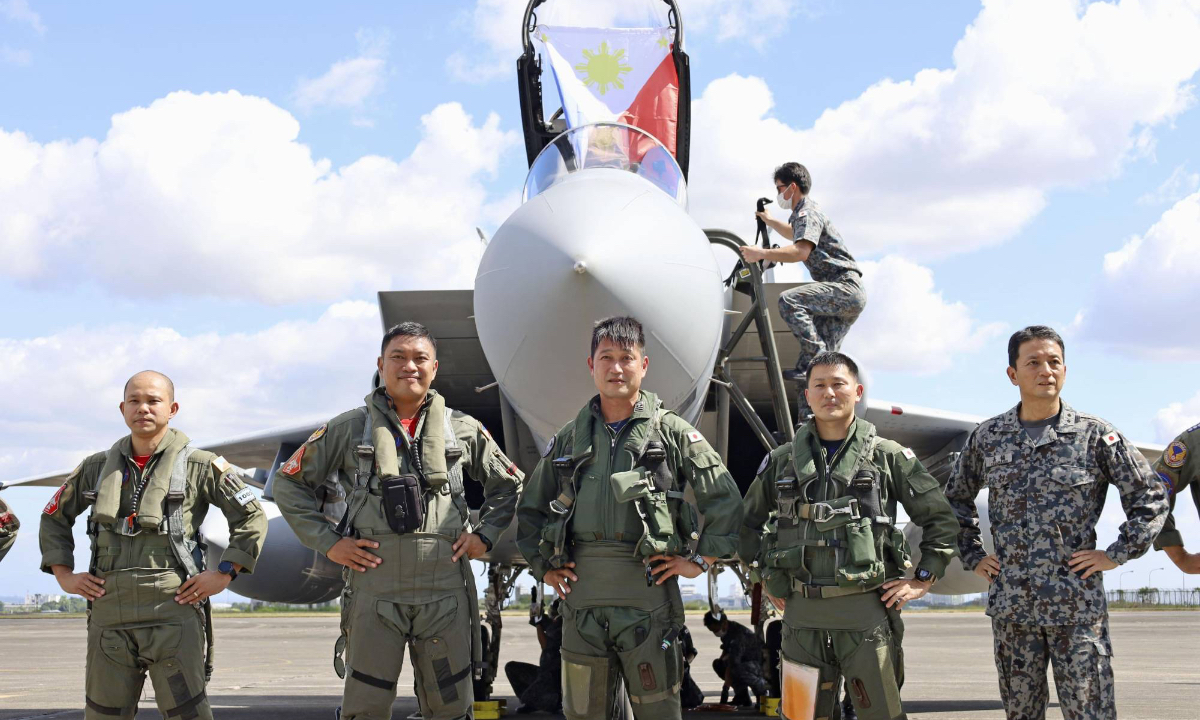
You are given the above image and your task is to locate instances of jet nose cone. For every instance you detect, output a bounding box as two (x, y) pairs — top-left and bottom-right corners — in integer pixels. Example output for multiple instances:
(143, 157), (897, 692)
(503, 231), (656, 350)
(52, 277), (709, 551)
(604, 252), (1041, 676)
(474, 171), (725, 441)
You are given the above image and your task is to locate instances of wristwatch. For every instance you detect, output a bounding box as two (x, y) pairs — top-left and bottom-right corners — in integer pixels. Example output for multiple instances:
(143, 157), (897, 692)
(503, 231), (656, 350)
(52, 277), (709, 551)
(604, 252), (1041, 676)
(474, 532), (493, 552)
(218, 560), (239, 581)
(689, 554), (711, 572)
(914, 567), (935, 585)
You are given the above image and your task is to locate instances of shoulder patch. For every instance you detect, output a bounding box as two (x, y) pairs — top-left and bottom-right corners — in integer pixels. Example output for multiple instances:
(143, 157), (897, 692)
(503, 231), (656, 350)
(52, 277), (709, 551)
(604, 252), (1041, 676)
(541, 435), (556, 458)
(480, 423), (493, 441)
(796, 210), (807, 218)
(212, 456), (231, 474)
(233, 486), (256, 507)
(43, 483), (67, 515)
(1159, 471), (1176, 496)
(1101, 430), (1119, 446)
(1164, 440), (1188, 468)
(280, 445), (306, 476)
(901, 447), (916, 460)
(756, 454), (771, 476)
(307, 424), (327, 443)
(686, 430), (703, 443)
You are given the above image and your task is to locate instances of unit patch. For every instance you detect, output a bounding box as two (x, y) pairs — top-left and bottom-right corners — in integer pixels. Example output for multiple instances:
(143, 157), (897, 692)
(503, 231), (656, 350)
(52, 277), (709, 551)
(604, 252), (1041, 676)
(212, 456), (231, 474)
(1159, 471), (1176, 496)
(0, 512), (15, 529)
(1165, 440), (1188, 468)
(280, 445), (306, 476)
(43, 484), (66, 515)
(756, 454), (771, 476)
(233, 487), (256, 507)
(541, 436), (556, 458)
(307, 424), (327, 443)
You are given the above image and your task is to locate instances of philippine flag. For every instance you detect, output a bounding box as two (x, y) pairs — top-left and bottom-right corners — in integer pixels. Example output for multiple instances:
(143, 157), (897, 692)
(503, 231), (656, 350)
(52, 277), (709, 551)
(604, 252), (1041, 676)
(537, 25), (681, 161)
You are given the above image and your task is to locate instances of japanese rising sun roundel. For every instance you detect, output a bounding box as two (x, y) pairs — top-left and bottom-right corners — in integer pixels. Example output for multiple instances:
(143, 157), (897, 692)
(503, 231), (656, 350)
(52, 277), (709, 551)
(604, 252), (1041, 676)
(537, 25), (681, 161)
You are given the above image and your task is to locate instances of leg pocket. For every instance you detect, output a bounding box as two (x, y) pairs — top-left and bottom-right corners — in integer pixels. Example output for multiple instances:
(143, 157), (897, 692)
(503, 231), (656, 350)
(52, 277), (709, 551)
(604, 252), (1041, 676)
(613, 623), (682, 708)
(85, 626), (143, 720)
(410, 596), (474, 720)
(560, 647), (615, 720)
(838, 623), (904, 720)
(146, 620), (211, 720)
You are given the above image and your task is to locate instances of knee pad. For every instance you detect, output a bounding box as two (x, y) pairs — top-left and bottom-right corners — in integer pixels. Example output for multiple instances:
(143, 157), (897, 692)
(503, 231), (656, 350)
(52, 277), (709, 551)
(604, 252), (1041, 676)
(560, 648), (615, 720)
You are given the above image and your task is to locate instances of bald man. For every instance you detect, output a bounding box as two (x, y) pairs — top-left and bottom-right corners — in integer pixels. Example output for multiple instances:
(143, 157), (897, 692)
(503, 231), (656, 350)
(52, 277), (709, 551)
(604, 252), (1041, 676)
(40, 371), (267, 720)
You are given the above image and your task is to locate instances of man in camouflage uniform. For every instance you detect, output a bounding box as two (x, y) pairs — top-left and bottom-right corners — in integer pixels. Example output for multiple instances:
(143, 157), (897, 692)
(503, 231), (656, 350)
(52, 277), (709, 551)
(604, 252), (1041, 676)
(740, 162), (866, 418)
(741, 352), (959, 720)
(1152, 423), (1200, 574)
(516, 316), (744, 720)
(504, 598), (564, 713)
(273, 321), (523, 720)
(703, 611), (769, 707)
(944, 326), (1168, 720)
(0, 497), (17, 563)
(40, 371), (268, 720)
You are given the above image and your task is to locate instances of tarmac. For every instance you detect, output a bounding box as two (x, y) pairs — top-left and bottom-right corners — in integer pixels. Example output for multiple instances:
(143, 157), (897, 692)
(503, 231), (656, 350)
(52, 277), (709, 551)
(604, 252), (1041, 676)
(0, 610), (1197, 719)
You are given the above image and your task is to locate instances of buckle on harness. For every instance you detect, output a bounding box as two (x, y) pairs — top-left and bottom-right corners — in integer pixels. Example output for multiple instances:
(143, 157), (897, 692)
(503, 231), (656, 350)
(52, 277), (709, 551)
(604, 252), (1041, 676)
(808, 499), (859, 523)
(118, 515), (142, 536)
(355, 444), (374, 460)
(550, 499), (570, 516)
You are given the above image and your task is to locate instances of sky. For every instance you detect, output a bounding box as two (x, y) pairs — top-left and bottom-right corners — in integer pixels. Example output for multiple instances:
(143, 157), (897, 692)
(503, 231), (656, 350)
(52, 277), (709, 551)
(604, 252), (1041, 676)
(2, 0), (1200, 600)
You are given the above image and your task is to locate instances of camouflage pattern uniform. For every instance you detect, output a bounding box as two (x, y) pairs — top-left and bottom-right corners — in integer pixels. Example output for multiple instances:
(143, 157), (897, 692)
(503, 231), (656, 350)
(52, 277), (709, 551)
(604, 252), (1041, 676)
(516, 391), (744, 720)
(40, 429), (267, 720)
(504, 609), (564, 712)
(1152, 423), (1200, 552)
(0, 497), (17, 563)
(678, 626), (705, 709)
(776, 197), (865, 414)
(712, 619), (769, 706)
(944, 402), (1168, 720)
(273, 387), (522, 720)
(741, 417), (958, 720)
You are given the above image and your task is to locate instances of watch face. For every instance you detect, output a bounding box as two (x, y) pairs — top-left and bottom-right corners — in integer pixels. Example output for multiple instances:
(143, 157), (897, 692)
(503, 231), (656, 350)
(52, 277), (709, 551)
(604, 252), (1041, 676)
(218, 561), (234, 574)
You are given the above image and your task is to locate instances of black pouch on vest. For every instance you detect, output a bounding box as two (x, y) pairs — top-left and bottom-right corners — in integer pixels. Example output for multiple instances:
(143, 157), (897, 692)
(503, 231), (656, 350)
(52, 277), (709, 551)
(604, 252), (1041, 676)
(849, 469), (884, 521)
(381, 474), (424, 534)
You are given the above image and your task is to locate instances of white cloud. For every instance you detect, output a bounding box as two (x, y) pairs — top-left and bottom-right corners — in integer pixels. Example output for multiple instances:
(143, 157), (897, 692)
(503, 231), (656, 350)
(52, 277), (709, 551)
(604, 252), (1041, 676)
(687, 0), (1200, 260)
(1155, 392), (1200, 442)
(0, 302), (381, 481)
(838, 255), (1006, 373)
(0, 91), (519, 303)
(1, 0), (44, 34)
(1078, 191), (1200, 357)
(1137, 164), (1200, 205)
(683, 0), (808, 49)
(294, 28), (389, 112)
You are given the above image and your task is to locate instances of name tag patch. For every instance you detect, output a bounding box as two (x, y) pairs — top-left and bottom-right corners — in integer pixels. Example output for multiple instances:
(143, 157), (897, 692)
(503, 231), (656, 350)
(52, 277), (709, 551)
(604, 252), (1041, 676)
(233, 487), (256, 507)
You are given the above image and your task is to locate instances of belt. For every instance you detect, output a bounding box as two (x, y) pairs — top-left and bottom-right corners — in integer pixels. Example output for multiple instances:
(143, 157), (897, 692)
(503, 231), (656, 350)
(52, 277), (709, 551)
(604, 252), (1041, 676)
(790, 579), (878, 599)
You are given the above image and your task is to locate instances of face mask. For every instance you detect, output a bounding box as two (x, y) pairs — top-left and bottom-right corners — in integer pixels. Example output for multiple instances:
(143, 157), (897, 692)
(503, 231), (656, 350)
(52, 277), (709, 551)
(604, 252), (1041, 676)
(776, 185), (793, 211)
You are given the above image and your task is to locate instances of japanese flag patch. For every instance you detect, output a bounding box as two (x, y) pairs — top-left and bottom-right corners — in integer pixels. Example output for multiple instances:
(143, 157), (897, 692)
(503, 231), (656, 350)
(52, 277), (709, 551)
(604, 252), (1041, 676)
(686, 430), (703, 443)
(280, 445), (306, 476)
(1102, 432), (1119, 447)
(796, 210), (807, 218)
(44, 484), (66, 515)
(901, 447), (916, 460)
(233, 487), (256, 507)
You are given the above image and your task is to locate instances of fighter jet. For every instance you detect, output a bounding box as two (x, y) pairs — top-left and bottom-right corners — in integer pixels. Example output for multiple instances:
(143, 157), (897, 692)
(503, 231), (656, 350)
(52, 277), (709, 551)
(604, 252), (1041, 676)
(0, 0), (1163, 704)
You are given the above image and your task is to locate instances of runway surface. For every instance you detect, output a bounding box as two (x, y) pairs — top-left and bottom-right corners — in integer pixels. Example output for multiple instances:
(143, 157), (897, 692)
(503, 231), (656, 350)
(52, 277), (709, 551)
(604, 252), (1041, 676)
(1, 610), (1197, 719)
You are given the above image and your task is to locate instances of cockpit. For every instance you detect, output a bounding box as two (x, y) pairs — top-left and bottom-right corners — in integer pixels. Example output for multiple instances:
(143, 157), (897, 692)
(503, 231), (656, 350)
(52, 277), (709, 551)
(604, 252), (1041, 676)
(522, 122), (688, 207)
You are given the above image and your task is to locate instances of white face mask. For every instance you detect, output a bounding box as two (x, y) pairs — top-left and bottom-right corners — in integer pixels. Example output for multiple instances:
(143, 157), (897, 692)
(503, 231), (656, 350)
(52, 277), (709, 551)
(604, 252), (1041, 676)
(776, 185), (793, 211)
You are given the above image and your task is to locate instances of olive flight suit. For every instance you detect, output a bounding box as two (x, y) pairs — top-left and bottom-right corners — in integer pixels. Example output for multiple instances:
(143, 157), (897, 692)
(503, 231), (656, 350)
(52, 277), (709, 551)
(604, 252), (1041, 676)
(1153, 422), (1200, 552)
(39, 429), (267, 720)
(272, 387), (522, 720)
(740, 418), (958, 720)
(0, 496), (18, 563)
(516, 391), (744, 720)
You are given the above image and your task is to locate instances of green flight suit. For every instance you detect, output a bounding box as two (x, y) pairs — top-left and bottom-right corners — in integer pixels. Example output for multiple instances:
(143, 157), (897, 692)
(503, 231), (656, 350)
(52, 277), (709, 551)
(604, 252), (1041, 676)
(516, 391), (744, 720)
(1153, 423), (1200, 551)
(39, 429), (267, 720)
(272, 387), (523, 720)
(739, 418), (958, 720)
(0, 496), (17, 563)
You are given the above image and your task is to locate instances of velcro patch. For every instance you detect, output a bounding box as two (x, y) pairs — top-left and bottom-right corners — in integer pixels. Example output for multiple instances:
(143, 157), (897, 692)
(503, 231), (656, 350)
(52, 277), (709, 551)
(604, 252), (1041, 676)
(796, 210), (807, 218)
(212, 456), (231, 474)
(756, 454), (771, 476)
(541, 436), (556, 458)
(1164, 440), (1188, 468)
(1187, 422), (1200, 434)
(902, 447), (916, 460)
(44, 484), (66, 515)
(686, 430), (703, 443)
(280, 445), (306, 476)
(307, 424), (327, 443)
(1159, 471), (1176, 496)
(1102, 432), (1119, 447)
(233, 487), (256, 507)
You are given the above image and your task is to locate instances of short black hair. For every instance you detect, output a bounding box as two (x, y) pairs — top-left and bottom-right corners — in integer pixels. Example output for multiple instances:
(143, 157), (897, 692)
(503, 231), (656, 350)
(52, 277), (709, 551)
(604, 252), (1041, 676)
(590, 316), (645, 358)
(702, 610), (726, 631)
(1007, 325), (1064, 368)
(381, 322), (437, 356)
(124, 370), (175, 401)
(806, 351), (859, 386)
(774, 162), (812, 195)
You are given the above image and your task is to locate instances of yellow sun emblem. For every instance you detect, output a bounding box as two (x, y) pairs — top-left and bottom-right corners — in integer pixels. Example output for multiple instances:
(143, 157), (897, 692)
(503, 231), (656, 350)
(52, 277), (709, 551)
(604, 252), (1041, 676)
(574, 41), (632, 96)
